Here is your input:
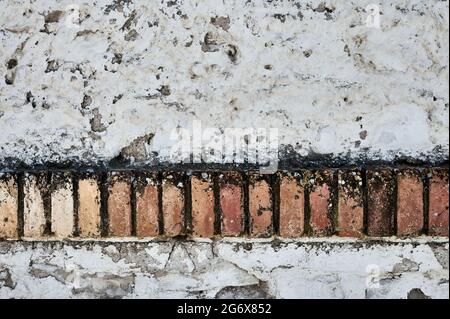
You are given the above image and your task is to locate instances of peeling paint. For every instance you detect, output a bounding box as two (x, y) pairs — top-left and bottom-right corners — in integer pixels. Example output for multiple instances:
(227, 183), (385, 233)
(0, 239), (448, 298)
(0, 0), (448, 169)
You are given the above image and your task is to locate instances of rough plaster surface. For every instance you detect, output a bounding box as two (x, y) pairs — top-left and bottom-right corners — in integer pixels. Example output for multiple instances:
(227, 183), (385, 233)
(0, 239), (448, 299)
(0, 0), (449, 168)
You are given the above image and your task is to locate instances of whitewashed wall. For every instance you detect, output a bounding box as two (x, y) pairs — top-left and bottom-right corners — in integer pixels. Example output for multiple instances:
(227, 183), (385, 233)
(0, 239), (448, 299)
(0, 0), (448, 167)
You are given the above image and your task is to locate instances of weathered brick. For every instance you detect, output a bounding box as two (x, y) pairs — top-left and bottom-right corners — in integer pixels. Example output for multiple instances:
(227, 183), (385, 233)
(249, 174), (272, 237)
(367, 169), (394, 236)
(108, 174), (132, 237)
(219, 172), (243, 236)
(337, 170), (364, 237)
(23, 173), (47, 238)
(136, 174), (159, 237)
(50, 173), (74, 238)
(162, 174), (184, 237)
(309, 170), (333, 236)
(78, 177), (101, 237)
(428, 169), (449, 237)
(191, 174), (215, 237)
(0, 174), (18, 239)
(397, 170), (424, 237)
(279, 172), (304, 237)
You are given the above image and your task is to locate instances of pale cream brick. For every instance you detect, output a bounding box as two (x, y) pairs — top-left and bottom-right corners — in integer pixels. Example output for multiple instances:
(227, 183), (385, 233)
(51, 173), (74, 238)
(23, 173), (46, 238)
(0, 175), (18, 238)
(78, 178), (101, 237)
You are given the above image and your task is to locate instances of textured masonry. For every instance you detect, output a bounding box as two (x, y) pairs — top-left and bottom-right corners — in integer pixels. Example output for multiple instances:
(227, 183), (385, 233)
(108, 173), (132, 237)
(249, 174), (273, 237)
(135, 173), (159, 237)
(219, 172), (243, 236)
(23, 173), (47, 238)
(0, 168), (448, 240)
(0, 174), (18, 239)
(78, 176), (102, 237)
(279, 172), (305, 237)
(429, 169), (449, 237)
(397, 170), (424, 237)
(338, 170), (364, 237)
(162, 173), (185, 237)
(191, 173), (215, 237)
(309, 169), (333, 236)
(366, 169), (395, 237)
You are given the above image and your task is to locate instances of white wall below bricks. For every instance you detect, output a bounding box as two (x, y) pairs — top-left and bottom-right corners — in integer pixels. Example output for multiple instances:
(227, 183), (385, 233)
(0, 239), (448, 299)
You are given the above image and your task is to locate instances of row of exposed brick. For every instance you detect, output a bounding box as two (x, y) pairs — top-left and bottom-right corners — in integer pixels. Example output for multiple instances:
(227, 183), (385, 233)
(0, 168), (448, 239)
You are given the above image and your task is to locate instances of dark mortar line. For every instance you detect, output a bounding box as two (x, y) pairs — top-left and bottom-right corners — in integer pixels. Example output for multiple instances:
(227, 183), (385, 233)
(72, 173), (80, 237)
(130, 176), (137, 237)
(212, 173), (222, 236)
(362, 168), (369, 236)
(242, 172), (250, 236)
(183, 173), (192, 236)
(43, 172), (52, 236)
(157, 172), (164, 236)
(2, 163), (449, 176)
(17, 172), (25, 238)
(4, 238), (448, 248)
(392, 170), (398, 236)
(271, 173), (280, 236)
(423, 170), (430, 236)
(2, 158), (448, 174)
(99, 172), (109, 237)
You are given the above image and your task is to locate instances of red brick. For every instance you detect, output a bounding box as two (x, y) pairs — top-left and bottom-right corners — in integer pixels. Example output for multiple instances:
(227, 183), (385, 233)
(219, 172), (243, 236)
(191, 174), (215, 237)
(309, 170), (333, 236)
(397, 170), (424, 237)
(279, 172), (304, 237)
(0, 174), (18, 239)
(162, 174), (184, 237)
(367, 169), (394, 236)
(337, 170), (364, 237)
(428, 169), (449, 237)
(136, 175), (159, 237)
(108, 174), (132, 237)
(249, 174), (272, 237)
